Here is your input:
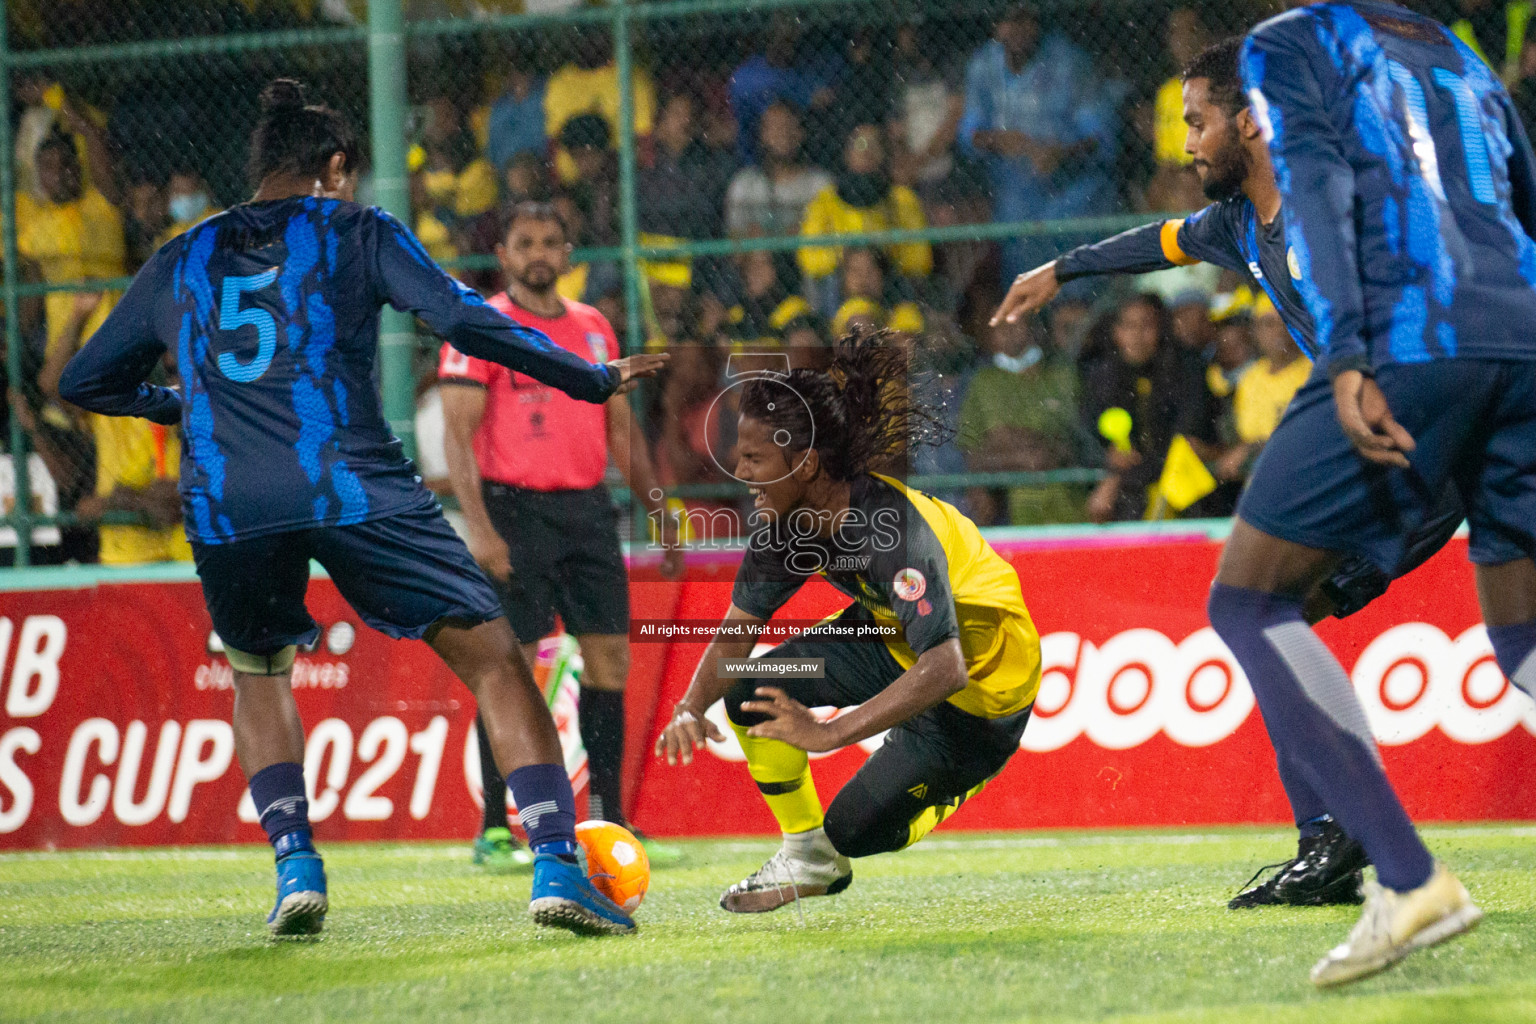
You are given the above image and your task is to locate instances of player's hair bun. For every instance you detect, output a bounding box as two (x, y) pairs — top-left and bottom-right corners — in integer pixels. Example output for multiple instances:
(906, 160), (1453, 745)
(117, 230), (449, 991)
(260, 78), (308, 114)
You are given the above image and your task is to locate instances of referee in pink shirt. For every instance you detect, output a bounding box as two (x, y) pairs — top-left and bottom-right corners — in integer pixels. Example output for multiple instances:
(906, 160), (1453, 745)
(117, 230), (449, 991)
(440, 201), (682, 865)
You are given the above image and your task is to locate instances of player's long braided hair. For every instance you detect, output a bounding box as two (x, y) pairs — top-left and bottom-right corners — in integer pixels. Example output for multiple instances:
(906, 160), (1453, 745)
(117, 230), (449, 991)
(248, 78), (361, 188)
(738, 328), (951, 483)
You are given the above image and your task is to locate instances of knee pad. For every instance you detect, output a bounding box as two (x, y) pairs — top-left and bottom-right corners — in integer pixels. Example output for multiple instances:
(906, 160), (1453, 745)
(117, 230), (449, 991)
(225, 644), (297, 676)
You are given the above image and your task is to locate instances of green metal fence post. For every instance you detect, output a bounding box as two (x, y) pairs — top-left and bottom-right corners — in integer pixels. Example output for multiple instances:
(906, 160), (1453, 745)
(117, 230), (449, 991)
(0, 17), (32, 567)
(368, 0), (416, 458)
(614, 0), (644, 357)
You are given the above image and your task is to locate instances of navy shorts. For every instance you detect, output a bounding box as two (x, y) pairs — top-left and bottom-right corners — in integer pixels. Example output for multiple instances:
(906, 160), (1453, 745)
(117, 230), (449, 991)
(193, 497), (504, 656)
(1240, 359), (1536, 572)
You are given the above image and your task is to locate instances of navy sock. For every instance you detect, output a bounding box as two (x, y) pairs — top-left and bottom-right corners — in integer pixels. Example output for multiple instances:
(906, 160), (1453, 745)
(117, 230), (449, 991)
(475, 714), (509, 833)
(579, 688), (626, 826)
(1486, 619), (1536, 699)
(249, 762), (312, 858)
(1208, 584), (1433, 891)
(507, 763), (577, 858)
(1276, 751), (1330, 833)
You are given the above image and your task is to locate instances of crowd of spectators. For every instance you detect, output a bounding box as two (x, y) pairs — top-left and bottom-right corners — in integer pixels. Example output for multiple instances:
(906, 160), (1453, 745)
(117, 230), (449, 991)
(11, 0), (1536, 560)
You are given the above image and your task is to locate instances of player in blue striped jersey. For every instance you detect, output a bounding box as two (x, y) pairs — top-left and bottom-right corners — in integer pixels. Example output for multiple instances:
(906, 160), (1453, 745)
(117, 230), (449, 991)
(1210, 1), (1536, 984)
(989, 38), (1474, 912)
(59, 79), (666, 939)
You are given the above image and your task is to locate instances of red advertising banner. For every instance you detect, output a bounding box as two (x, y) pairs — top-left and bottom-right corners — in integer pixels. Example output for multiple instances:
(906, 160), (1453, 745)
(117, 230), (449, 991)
(1, 529), (1532, 850)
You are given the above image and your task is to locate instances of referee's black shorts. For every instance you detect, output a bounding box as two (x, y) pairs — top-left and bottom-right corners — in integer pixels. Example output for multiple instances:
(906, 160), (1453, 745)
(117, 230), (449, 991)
(483, 482), (630, 641)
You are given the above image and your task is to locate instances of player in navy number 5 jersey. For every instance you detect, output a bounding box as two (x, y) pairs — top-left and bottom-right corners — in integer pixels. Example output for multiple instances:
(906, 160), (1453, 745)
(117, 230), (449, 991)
(58, 79), (666, 939)
(1209, 2), (1536, 986)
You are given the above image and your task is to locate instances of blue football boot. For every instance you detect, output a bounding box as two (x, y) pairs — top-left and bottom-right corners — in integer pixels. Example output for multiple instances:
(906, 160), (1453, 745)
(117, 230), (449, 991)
(268, 836), (328, 937)
(528, 852), (636, 935)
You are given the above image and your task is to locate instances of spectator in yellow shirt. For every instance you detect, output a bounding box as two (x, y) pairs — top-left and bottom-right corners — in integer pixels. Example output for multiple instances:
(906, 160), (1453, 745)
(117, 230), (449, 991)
(1214, 295), (1310, 484)
(15, 129), (126, 358)
(798, 123), (931, 311)
(545, 27), (656, 185)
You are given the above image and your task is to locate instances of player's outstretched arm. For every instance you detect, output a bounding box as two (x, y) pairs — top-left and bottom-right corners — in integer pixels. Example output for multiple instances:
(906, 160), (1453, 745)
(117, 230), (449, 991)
(990, 216), (1214, 326)
(57, 257), (181, 425)
(654, 603), (766, 766)
(743, 640), (967, 752)
(369, 209), (634, 404)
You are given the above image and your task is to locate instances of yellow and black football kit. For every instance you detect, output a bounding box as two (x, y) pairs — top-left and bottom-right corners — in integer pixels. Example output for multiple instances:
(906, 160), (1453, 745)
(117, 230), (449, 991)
(726, 473), (1040, 857)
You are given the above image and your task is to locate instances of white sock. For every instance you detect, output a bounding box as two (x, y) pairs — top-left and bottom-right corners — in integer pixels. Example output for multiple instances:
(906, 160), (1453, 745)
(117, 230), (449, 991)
(783, 827), (838, 864)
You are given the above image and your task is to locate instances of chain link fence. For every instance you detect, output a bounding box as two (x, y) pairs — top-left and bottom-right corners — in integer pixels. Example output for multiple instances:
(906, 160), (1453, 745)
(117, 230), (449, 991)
(17, 0), (1532, 566)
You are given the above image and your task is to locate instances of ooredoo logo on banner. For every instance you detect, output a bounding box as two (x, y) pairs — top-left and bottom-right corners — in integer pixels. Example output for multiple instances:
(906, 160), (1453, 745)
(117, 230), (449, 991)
(696, 624), (1535, 763)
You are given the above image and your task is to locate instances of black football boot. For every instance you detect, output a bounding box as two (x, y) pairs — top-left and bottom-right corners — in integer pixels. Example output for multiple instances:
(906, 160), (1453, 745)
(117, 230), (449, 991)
(1228, 819), (1369, 909)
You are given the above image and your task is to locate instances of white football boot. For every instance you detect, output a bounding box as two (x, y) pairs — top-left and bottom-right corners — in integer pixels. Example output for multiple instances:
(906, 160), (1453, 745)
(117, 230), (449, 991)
(720, 827), (853, 913)
(1311, 862), (1482, 987)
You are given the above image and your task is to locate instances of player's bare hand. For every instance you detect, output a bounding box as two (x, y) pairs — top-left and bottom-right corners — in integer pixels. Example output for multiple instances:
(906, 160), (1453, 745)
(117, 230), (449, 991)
(607, 353), (670, 396)
(468, 528), (512, 583)
(655, 702), (723, 766)
(1086, 474), (1121, 524)
(1332, 369), (1415, 469)
(742, 687), (839, 753)
(990, 262), (1061, 326)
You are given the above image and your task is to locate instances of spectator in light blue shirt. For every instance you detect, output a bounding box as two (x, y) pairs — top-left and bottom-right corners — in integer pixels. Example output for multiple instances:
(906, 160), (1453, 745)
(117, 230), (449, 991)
(486, 67), (547, 173)
(960, 4), (1122, 280)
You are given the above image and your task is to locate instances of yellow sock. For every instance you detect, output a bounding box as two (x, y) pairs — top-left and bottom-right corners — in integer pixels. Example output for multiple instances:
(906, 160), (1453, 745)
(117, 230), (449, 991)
(730, 717), (824, 834)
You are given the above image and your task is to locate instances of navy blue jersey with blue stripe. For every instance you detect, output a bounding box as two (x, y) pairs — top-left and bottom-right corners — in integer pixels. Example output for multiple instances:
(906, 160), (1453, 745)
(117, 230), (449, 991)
(59, 197), (617, 543)
(1242, 1), (1536, 375)
(1055, 199), (1320, 355)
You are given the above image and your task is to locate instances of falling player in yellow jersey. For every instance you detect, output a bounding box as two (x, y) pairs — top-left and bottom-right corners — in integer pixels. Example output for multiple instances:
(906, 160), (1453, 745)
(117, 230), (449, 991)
(655, 332), (1040, 911)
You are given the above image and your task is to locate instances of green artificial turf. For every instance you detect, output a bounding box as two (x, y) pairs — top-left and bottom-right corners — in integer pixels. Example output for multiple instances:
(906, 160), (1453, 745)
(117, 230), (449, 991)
(1, 826), (1532, 1023)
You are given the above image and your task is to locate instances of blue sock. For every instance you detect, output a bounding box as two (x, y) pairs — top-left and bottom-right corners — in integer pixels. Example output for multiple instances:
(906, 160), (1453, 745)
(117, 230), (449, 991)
(1486, 619), (1536, 699)
(1208, 584), (1433, 892)
(1298, 814), (1334, 841)
(249, 762), (313, 859)
(507, 763), (578, 860)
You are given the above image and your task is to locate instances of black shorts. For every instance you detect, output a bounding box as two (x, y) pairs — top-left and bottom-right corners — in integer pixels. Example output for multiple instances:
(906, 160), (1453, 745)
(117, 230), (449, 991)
(725, 605), (1031, 858)
(484, 482), (629, 641)
(193, 497), (503, 656)
(1323, 483), (1466, 618)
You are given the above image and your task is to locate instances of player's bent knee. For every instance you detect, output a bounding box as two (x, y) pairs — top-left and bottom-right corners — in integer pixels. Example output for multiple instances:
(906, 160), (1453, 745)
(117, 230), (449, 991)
(824, 782), (907, 859)
(226, 644), (297, 676)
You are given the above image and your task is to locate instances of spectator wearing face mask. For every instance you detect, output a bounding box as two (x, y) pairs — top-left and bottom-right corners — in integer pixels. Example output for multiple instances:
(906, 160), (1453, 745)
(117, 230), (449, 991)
(959, 317), (1083, 525)
(155, 169), (221, 247)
